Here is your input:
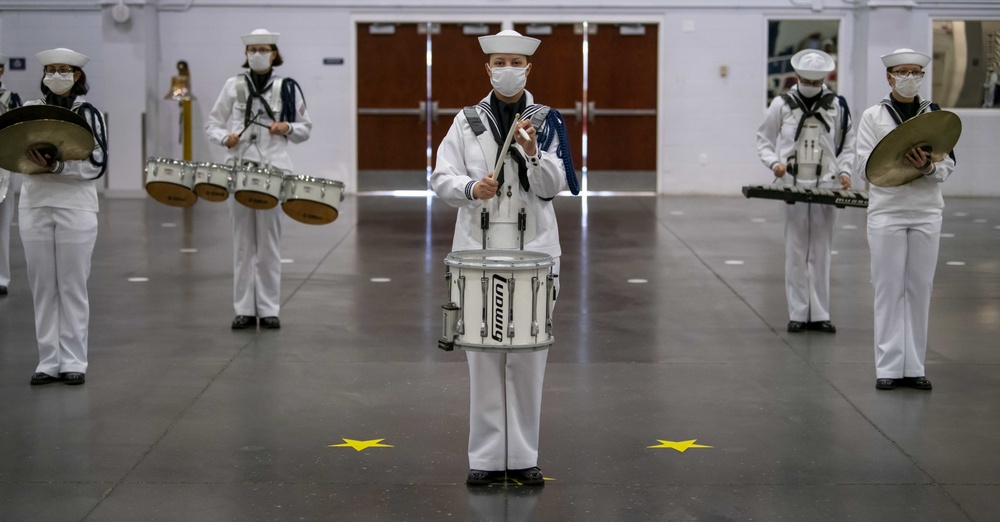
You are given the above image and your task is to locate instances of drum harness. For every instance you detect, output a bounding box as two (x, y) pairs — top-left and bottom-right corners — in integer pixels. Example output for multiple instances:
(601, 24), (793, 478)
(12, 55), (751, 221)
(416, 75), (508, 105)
(463, 102), (579, 250)
(233, 72), (305, 173)
(779, 90), (849, 186)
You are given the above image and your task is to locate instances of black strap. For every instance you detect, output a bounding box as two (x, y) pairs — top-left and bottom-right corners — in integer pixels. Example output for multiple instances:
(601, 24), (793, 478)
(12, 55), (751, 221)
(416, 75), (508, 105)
(782, 91), (833, 141)
(73, 102), (108, 179)
(835, 95), (850, 156)
(243, 75), (277, 129)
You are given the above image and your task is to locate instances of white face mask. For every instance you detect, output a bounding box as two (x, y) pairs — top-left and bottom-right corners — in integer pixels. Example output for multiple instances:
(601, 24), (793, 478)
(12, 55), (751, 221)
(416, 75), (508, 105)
(797, 83), (822, 98)
(893, 75), (922, 98)
(247, 52), (272, 73)
(490, 66), (527, 98)
(43, 72), (76, 96)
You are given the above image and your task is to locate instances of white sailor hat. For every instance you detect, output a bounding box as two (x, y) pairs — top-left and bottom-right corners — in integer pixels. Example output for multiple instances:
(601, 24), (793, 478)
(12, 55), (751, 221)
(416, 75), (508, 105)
(478, 30), (540, 57)
(790, 49), (835, 80)
(880, 48), (930, 69)
(241, 28), (280, 46)
(36, 48), (89, 68)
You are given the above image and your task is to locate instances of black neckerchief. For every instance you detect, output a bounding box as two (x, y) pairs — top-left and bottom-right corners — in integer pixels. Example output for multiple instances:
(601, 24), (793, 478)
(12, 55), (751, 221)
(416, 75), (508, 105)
(890, 95), (920, 123)
(489, 92), (526, 145)
(488, 92), (529, 191)
(45, 92), (76, 109)
(797, 90), (821, 111)
(250, 70), (272, 93)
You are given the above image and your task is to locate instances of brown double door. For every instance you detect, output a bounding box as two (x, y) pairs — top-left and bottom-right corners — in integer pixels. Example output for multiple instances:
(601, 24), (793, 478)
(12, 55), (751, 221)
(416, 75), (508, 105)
(357, 22), (657, 192)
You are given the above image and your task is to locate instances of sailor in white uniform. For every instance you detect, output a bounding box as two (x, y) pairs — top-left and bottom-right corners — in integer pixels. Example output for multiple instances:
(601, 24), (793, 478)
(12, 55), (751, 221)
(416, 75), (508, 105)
(855, 48), (955, 391)
(205, 28), (312, 330)
(757, 49), (856, 333)
(0, 54), (23, 297)
(431, 30), (579, 486)
(21, 48), (108, 386)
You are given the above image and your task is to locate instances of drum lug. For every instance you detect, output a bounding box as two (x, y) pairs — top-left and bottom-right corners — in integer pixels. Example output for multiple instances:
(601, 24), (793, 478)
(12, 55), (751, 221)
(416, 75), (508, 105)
(545, 273), (554, 335)
(456, 275), (466, 336)
(480, 208), (489, 249)
(480, 276), (488, 339)
(507, 276), (516, 339)
(518, 209), (526, 250)
(530, 276), (540, 337)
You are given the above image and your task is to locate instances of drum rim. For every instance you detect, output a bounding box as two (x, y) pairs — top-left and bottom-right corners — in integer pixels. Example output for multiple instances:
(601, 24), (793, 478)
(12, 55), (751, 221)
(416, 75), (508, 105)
(445, 249), (555, 268)
(236, 168), (284, 178)
(283, 175), (345, 188)
(195, 161), (234, 170)
(147, 157), (194, 167)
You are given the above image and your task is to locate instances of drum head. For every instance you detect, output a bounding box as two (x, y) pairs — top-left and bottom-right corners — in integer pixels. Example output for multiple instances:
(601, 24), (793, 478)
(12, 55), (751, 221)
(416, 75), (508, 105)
(281, 200), (338, 225)
(146, 181), (197, 207)
(194, 183), (229, 202)
(234, 190), (278, 210)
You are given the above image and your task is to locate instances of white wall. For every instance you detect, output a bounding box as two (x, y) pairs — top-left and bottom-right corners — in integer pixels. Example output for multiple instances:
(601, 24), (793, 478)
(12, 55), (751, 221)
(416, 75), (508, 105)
(1, 0), (998, 197)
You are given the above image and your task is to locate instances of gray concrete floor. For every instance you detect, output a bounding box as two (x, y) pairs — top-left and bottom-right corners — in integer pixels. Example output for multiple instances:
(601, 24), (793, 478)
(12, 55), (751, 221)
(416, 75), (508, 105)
(0, 194), (998, 521)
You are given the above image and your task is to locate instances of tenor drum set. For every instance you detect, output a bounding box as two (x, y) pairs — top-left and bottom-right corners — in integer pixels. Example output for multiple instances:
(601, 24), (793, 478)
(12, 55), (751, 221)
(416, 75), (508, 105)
(144, 157), (345, 225)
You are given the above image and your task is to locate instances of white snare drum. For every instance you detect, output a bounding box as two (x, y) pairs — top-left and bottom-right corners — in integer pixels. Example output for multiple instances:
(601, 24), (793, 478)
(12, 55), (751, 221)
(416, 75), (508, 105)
(193, 162), (233, 202)
(280, 175), (345, 225)
(439, 249), (555, 353)
(145, 157), (197, 207)
(233, 165), (284, 210)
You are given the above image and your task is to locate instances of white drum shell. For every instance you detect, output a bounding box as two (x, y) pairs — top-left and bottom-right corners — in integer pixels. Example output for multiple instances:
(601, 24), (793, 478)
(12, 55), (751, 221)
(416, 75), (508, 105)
(145, 158), (195, 190)
(194, 163), (233, 193)
(281, 175), (345, 206)
(234, 166), (283, 200)
(445, 249), (554, 352)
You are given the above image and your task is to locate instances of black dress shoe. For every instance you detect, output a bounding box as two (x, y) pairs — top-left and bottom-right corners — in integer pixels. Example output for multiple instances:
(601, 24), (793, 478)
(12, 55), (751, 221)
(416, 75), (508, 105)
(259, 316), (281, 329)
(787, 321), (806, 333)
(61, 372), (86, 385)
(466, 469), (504, 486)
(876, 378), (896, 390)
(231, 315), (256, 329)
(508, 467), (544, 486)
(808, 320), (837, 333)
(901, 376), (933, 390)
(30, 372), (59, 385)
(0, 285), (8, 295)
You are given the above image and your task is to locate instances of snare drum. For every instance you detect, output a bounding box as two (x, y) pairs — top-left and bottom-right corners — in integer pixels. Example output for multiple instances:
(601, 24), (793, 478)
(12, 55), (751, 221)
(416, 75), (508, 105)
(439, 250), (555, 353)
(193, 162), (233, 202)
(233, 164), (284, 210)
(280, 175), (345, 225)
(145, 157), (197, 207)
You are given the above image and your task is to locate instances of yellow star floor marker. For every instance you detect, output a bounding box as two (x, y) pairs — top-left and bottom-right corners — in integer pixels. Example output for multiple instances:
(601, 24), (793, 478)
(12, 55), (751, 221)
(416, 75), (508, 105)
(329, 438), (394, 452)
(647, 439), (713, 452)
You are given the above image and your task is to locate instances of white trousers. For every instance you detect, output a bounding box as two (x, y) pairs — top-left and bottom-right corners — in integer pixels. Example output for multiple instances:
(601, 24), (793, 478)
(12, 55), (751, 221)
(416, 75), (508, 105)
(868, 210), (942, 378)
(19, 207), (97, 376)
(230, 200), (282, 317)
(467, 258), (558, 471)
(0, 186), (14, 287)
(782, 202), (836, 322)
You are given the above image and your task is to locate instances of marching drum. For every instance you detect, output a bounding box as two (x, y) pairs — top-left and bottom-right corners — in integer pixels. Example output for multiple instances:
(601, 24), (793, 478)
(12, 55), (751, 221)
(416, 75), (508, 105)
(145, 157), (197, 207)
(233, 164), (284, 210)
(280, 175), (345, 225)
(439, 250), (555, 353)
(193, 162), (233, 202)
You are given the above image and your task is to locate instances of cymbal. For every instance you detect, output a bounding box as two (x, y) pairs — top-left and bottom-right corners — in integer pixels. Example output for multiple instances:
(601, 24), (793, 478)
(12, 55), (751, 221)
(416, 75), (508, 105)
(866, 110), (961, 187)
(0, 105), (95, 175)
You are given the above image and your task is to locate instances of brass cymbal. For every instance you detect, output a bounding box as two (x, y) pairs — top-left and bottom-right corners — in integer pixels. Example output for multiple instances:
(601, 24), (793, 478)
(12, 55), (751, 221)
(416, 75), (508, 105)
(0, 105), (95, 175)
(866, 110), (961, 187)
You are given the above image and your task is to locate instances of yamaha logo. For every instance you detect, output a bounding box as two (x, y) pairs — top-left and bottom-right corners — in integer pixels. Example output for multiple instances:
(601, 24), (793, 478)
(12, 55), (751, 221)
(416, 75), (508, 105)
(491, 274), (507, 342)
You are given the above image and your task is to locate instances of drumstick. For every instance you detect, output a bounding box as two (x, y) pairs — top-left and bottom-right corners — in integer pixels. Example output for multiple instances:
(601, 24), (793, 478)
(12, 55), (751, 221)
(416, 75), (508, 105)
(492, 113), (522, 176)
(518, 127), (531, 142)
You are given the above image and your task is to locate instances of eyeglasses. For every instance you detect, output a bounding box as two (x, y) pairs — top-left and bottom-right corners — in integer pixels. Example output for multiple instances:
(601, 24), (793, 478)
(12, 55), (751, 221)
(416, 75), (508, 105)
(44, 66), (74, 75)
(246, 46), (274, 54)
(891, 70), (925, 79)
